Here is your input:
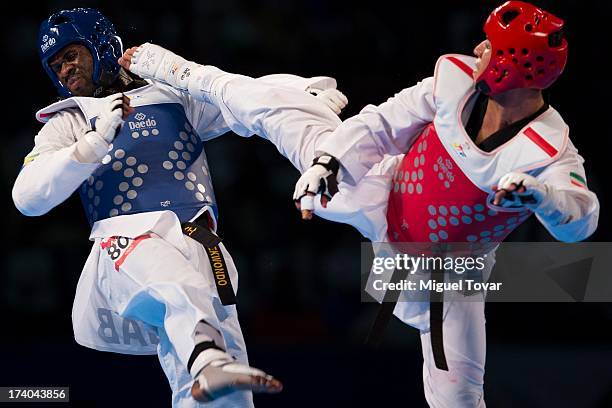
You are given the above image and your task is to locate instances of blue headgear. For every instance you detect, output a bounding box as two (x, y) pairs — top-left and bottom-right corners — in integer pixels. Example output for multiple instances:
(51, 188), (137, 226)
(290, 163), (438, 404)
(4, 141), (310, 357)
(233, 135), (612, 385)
(38, 8), (123, 97)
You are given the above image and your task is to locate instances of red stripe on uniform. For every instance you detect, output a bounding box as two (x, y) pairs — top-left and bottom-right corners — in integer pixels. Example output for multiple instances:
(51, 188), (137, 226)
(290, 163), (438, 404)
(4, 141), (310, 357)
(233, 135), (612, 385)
(446, 56), (474, 77)
(570, 180), (586, 189)
(523, 127), (558, 157)
(114, 234), (151, 271)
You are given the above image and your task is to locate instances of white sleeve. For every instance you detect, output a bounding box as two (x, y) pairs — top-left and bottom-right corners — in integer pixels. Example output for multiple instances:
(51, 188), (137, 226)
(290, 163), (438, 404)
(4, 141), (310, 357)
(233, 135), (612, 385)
(533, 139), (599, 242)
(316, 77), (436, 185)
(12, 111), (101, 216)
(192, 67), (342, 173)
(313, 154), (402, 241)
(178, 73), (341, 156)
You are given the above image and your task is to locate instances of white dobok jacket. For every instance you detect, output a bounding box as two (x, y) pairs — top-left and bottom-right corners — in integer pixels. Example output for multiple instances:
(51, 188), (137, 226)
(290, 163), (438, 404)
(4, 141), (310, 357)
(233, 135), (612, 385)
(13, 70), (342, 355)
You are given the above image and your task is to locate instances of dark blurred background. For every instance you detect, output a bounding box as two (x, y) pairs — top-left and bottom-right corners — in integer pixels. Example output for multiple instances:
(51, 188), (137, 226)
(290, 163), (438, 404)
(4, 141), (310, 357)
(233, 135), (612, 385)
(2, 0), (611, 407)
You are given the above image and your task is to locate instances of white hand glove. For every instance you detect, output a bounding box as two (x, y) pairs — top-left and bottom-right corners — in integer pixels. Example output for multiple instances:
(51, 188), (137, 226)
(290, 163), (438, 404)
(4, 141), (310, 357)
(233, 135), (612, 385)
(293, 155), (340, 211)
(73, 93), (125, 163)
(95, 93), (125, 143)
(307, 88), (348, 114)
(128, 43), (197, 90)
(495, 172), (550, 209)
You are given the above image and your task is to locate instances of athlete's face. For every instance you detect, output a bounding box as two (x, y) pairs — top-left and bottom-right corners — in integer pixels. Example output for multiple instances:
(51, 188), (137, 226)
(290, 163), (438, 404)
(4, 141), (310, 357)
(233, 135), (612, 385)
(48, 44), (96, 96)
(473, 40), (492, 80)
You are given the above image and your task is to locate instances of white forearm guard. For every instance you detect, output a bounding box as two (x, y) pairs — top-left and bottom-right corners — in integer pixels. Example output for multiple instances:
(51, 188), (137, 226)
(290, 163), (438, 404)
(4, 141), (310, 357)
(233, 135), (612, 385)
(73, 131), (110, 163)
(128, 43), (219, 101)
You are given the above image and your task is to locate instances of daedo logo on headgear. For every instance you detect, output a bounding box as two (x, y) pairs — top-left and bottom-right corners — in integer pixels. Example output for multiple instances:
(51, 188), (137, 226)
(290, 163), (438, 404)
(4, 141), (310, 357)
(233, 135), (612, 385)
(40, 34), (56, 53)
(129, 112), (157, 130)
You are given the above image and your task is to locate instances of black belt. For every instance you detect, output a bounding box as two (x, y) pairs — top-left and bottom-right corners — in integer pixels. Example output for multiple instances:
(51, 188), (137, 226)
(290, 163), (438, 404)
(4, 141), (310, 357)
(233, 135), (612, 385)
(182, 212), (236, 306)
(430, 267), (448, 370)
(365, 267), (407, 347)
(366, 265), (448, 371)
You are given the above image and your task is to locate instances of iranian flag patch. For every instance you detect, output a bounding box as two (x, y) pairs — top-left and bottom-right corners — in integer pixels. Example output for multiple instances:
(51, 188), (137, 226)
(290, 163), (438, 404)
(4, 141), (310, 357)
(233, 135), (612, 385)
(570, 172), (586, 189)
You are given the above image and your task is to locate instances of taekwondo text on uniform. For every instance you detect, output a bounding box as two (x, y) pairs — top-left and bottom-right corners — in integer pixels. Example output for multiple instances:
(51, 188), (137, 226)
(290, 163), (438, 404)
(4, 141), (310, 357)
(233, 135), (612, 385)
(208, 248), (228, 286)
(372, 254), (487, 275)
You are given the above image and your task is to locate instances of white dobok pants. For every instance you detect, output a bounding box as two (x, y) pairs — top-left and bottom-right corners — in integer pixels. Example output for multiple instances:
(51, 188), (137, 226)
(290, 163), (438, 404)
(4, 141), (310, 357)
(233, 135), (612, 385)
(418, 294), (486, 408)
(96, 232), (253, 408)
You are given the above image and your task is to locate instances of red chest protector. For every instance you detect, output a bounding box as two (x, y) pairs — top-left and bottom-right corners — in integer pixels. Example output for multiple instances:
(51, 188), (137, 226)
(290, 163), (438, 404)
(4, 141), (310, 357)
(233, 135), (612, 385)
(386, 123), (531, 244)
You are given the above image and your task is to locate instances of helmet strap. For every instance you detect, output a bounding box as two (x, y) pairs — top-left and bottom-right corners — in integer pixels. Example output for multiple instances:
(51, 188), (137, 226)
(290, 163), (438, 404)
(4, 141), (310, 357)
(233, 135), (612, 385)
(94, 68), (147, 97)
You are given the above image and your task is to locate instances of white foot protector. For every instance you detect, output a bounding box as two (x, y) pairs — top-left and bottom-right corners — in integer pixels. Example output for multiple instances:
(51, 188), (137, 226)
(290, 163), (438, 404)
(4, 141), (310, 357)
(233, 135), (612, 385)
(191, 356), (283, 402)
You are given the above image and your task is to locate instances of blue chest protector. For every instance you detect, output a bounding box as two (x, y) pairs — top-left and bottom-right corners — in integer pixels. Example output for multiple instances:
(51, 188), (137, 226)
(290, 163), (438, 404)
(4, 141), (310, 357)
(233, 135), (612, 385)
(79, 103), (217, 226)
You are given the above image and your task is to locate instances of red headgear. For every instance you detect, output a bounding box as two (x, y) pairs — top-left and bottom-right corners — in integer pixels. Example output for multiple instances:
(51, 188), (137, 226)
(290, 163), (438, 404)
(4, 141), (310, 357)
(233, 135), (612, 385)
(476, 1), (568, 95)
